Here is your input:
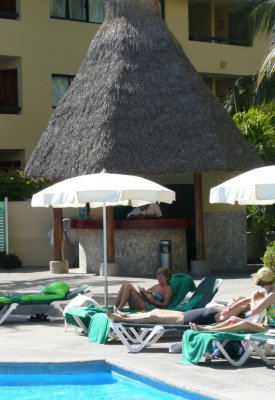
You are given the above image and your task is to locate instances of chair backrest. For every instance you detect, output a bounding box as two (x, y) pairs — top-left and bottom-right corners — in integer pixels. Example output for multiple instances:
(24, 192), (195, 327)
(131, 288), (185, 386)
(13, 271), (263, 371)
(188, 276), (222, 309)
(167, 273), (196, 309)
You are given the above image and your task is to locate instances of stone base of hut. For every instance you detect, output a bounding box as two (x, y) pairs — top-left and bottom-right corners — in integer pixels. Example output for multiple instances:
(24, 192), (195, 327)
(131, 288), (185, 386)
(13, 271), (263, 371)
(78, 228), (187, 276)
(204, 210), (247, 272)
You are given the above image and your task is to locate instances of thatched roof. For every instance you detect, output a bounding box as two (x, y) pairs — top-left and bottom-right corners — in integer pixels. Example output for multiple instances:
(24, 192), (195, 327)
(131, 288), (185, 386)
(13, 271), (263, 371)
(25, 0), (262, 179)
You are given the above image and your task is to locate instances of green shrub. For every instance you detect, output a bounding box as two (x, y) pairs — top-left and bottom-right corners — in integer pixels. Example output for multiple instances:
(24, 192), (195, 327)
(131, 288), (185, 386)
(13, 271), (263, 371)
(247, 204), (275, 234)
(0, 253), (23, 270)
(262, 241), (275, 275)
(0, 170), (52, 201)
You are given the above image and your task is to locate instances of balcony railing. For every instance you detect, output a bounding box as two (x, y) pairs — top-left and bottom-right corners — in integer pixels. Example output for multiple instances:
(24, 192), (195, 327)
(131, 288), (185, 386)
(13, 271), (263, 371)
(0, 11), (18, 20)
(0, 106), (21, 114)
(189, 35), (250, 47)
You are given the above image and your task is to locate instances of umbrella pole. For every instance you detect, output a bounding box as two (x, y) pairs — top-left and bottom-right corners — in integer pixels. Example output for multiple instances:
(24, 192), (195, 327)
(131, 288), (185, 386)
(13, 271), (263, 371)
(194, 173), (205, 260)
(103, 202), (108, 307)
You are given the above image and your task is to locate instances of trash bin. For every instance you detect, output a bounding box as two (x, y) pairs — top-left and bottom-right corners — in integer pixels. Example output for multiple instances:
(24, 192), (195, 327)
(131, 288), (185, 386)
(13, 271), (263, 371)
(159, 239), (171, 269)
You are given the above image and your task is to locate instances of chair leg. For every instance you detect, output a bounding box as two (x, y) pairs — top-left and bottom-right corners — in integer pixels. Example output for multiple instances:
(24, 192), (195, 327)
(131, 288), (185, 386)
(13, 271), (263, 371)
(110, 323), (165, 353)
(247, 340), (275, 365)
(0, 303), (19, 324)
(212, 340), (252, 367)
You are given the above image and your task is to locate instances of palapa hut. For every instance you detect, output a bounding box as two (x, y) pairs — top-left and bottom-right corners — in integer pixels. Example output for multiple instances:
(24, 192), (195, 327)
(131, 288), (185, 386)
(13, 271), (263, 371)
(25, 0), (262, 274)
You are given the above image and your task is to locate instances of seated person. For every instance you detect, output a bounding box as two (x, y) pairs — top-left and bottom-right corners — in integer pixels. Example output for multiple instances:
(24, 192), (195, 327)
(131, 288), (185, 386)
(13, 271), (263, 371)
(114, 267), (172, 311)
(127, 203), (162, 218)
(218, 267), (274, 321)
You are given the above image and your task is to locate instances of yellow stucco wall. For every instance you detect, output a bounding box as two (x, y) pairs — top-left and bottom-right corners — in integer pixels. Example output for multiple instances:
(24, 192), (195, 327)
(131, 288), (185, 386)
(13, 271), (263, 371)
(8, 201), (79, 267)
(0, 0), (269, 165)
(0, 0), (97, 163)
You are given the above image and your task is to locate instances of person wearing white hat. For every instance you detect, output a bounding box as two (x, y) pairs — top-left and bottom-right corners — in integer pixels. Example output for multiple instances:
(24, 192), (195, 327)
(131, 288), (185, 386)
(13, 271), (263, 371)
(216, 267), (274, 321)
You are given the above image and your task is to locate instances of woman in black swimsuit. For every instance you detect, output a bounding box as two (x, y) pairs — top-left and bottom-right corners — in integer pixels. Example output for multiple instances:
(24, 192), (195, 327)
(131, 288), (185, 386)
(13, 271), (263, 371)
(106, 306), (224, 325)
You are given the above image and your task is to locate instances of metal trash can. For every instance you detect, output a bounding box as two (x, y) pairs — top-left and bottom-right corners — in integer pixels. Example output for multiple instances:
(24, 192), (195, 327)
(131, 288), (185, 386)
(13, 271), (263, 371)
(159, 239), (171, 269)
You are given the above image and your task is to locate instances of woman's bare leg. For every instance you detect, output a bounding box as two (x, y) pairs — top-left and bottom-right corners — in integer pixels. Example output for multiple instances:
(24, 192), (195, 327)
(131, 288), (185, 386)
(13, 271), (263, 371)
(116, 283), (145, 310)
(113, 307), (128, 317)
(106, 309), (185, 324)
(190, 318), (266, 333)
(189, 316), (242, 331)
(114, 282), (128, 307)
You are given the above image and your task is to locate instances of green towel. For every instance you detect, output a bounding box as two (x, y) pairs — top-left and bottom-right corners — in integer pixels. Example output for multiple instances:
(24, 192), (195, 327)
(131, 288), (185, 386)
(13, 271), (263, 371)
(88, 313), (111, 344)
(0, 295), (22, 303)
(174, 295), (203, 312)
(65, 305), (110, 330)
(167, 274), (196, 309)
(182, 330), (248, 365)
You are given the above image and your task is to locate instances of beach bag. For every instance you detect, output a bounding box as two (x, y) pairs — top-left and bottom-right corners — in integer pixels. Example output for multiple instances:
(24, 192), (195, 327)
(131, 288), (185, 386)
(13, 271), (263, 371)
(211, 340), (244, 360)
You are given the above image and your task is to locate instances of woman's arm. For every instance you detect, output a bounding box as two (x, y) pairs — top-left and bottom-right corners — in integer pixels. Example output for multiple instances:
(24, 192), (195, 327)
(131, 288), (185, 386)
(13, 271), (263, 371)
(250, 290), (275, 315)
(219, 290), (266, 320)
(142, 286), (172, 307)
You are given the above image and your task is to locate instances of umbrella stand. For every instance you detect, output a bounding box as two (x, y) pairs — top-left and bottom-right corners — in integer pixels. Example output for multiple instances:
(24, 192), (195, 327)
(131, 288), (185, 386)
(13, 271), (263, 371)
(103, 202), (108, 307)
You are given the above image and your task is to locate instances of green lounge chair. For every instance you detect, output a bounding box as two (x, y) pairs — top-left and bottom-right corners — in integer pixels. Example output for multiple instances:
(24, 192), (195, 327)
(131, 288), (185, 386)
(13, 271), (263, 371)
(0, 281), (93, 324)
(66, 275), (223, 353)
(174, 276), (223, 312)
(65, 273), (196, 333)
(182, 329), (275, 366)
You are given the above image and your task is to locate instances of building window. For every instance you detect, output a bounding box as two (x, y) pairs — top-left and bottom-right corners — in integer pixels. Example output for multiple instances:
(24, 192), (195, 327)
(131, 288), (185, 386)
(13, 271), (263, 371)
(52, 74), (74, 108)
(0, 160), (21, 171)
(0, 69), (20, 114)
(0, 0), (17, 20)
(159, 0), (164, 19)
(50, 0), (105, 24)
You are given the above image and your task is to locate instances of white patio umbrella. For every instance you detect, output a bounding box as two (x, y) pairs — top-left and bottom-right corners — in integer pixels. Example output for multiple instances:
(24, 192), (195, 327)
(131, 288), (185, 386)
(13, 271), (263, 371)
(210, 166), (275, 205)
(32, 171), (175, 306)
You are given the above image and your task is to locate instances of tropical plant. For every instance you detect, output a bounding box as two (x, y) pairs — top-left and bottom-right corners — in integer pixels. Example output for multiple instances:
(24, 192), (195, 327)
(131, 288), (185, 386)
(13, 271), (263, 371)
(236, 0), (275, 84)
(262, 241), (275, 274)
(0, 170), (52, 201)
(224, 75), (275, 114)
(233, 104), (275, 163)
(247, 205), (275, 234)
(224, 0), (275, 113)
(233, 104), (275, 237)
(0, 253), (23, 270)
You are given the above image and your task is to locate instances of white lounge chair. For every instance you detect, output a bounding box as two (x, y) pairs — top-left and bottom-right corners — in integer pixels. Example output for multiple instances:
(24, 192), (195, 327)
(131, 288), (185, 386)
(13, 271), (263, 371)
(109, 322), (190, 353)
(182, 312), (275, 366)
(0, 282), (94, 324)
(210, 330), (275, 366)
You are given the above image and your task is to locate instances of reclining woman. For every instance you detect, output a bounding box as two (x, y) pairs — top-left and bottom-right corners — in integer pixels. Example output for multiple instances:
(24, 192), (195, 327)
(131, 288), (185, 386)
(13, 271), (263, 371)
(114, 267), (172, 311)
(190, 268), (275, 333)
(107, 305), (226, 325)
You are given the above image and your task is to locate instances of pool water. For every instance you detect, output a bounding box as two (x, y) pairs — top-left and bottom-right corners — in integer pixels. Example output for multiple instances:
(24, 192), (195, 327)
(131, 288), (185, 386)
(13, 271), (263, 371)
(0, 361), (213, 400)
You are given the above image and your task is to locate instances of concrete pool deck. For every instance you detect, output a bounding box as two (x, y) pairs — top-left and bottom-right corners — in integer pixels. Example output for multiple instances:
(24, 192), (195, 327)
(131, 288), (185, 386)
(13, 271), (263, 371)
(0, 266), (274, 400)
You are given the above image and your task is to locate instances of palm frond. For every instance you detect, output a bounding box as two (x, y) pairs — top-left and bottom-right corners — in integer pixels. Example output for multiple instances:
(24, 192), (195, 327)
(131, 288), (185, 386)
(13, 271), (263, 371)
(236, 0), (275, 41)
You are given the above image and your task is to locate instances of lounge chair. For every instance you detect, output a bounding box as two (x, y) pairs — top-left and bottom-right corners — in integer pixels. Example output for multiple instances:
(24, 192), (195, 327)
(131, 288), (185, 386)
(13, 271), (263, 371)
(174, 276), (223, 311)
(65, 273), (197, 332)
(0, 281), (93, 324)
(65, 275), (222, 350)
(182, 329), (275, 366)
(104, 276), (223, 352)
(108, 320), (191, 352)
